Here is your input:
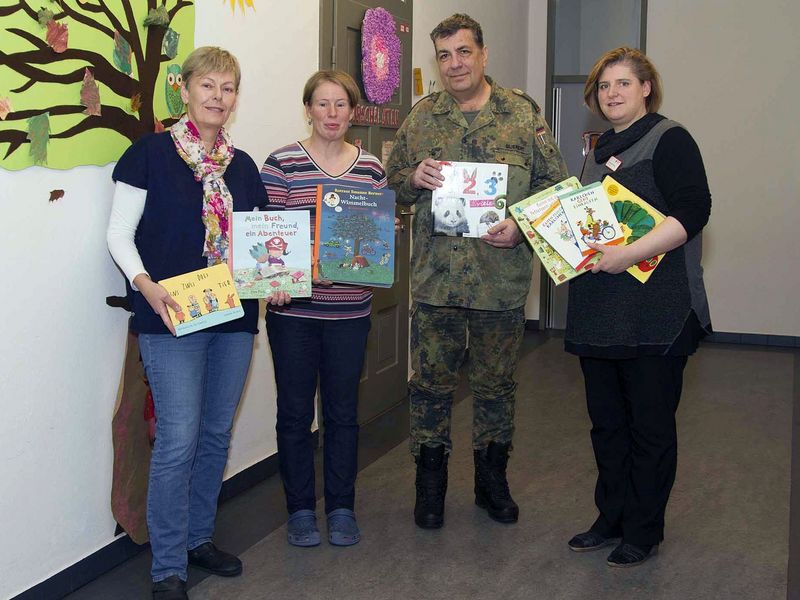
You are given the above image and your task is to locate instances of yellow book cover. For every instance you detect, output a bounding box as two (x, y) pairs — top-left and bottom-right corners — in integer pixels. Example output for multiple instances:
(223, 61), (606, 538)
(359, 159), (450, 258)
(603, 177), (666, 283)
(158, 263), (244, 337)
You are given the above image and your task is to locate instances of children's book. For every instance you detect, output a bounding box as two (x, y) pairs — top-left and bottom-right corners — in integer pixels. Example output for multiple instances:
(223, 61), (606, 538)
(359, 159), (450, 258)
(557, 181), (625, 256)
(313, 185), (396, 288)
(431, 161), (508, 237)
(229, 210), (312, 299)
(158, 263), (244, 337)
(531, 196), (597, 271)
(511, 176), (599, 285)
(602, 177), (666, 284)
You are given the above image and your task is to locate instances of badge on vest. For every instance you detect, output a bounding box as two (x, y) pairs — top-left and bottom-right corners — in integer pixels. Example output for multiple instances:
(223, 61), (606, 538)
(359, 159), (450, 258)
(605, 155), (622, 171)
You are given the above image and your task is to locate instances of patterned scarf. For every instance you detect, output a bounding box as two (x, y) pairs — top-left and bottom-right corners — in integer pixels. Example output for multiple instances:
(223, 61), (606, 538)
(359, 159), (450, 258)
(171, 114), (235, 266)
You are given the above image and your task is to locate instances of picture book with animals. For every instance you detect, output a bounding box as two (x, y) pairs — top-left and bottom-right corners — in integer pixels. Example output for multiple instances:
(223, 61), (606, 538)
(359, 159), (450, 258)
(313, 184), (396, 288)
(229, 210), (312, 299)
(158, 263), (244, 337)
(602, 176), (666, 283)
(557, 181), (625, 256)
(510, 176), (599, 285)
(431, 161), (508, 237)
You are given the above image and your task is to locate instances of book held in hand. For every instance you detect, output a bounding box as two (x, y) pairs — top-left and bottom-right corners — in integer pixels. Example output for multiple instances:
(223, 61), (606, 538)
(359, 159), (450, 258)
(557, 181), (625, 256)
(313, 184), (396, 288)
(158, 263), (244, 337)
(602, 176), (666, 283)
(431, 161), (508, 237)
(511, 176), (599, 285)
(229, 210), (312, 299)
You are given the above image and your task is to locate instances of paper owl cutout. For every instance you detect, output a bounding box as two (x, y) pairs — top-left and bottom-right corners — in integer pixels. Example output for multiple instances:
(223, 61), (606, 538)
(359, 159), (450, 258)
(164, 64), (184, 118)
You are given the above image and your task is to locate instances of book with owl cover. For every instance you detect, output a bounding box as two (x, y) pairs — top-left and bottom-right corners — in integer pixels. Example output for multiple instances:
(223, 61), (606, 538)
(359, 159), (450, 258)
(312, 184), (396, 288)
(229, 210), (312, 299)
(511, 176), (599, 285)
(557, 181), (625, 256)
(431, 161), (508, 237)
(158, 263), (244, 337)
(602, 177), (666, 284)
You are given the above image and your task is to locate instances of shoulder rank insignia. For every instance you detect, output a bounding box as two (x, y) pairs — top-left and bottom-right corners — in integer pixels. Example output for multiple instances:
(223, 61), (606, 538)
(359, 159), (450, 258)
(511, 88), (541, 114)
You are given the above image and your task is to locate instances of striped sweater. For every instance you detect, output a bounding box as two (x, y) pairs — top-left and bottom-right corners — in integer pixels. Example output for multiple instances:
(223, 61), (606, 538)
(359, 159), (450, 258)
(260, 141), (387, 319)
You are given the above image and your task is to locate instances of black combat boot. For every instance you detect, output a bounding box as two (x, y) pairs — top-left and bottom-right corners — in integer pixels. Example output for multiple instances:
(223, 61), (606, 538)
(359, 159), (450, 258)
(474, 441), (519, 523)
(414, 443), (448, 529)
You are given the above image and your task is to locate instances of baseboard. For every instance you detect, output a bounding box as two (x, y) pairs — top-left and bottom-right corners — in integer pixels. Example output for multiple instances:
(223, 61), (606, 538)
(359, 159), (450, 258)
(704, 331), (799, 349)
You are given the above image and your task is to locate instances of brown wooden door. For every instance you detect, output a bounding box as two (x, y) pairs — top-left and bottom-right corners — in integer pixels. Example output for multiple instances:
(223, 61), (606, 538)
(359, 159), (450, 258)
(320, 0), (412, 426)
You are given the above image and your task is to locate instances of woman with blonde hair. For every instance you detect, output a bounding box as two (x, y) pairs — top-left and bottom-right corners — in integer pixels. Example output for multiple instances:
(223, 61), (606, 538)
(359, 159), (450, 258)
(565, 47), (712, 567)
(108, 46), (271, 599)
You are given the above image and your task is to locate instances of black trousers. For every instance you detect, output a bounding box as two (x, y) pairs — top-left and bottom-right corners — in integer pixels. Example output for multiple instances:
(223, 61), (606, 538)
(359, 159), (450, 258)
(579, 354), (688, 546)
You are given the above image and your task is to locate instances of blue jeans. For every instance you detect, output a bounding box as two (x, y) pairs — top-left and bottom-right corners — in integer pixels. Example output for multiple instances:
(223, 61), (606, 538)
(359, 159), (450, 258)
(266, 312), (370, 514)
(139, 332), (254, 582)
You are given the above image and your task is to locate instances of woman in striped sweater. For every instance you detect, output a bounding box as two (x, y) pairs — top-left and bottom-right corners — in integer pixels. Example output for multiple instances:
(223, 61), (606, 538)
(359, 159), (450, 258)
(260, 70), (387, 548)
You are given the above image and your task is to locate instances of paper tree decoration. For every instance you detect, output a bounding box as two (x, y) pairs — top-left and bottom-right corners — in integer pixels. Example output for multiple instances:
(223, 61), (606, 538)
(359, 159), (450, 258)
(0, 0), (195, 170)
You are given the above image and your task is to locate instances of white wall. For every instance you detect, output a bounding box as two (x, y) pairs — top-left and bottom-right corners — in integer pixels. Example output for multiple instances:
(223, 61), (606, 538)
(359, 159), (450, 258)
(647, 0), (800, 336)
(0, 2), (318, 598)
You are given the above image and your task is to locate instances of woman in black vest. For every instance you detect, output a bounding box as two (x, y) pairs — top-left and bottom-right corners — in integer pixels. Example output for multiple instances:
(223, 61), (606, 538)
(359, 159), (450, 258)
(565, 47), (712, 567)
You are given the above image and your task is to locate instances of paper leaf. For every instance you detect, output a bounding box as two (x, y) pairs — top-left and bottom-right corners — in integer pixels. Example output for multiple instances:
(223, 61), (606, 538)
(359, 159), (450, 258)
(80, 68), (101, 116)
(46, 20), (68, 53)
(161, 28), (180, 59)
(154, 117), (165, 133)
(113, 31), (132, 75)
(0, 97), (12, 120)
(49, 189), (65, 203)
(27, 113), (51, 166)
(130, 93), (142, 113)
(37, 8), (55, 28)
(143, 6), (170, 27)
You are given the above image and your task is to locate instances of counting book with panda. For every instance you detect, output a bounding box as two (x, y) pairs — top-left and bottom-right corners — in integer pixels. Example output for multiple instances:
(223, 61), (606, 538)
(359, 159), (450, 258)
(431, 161), (508, 238)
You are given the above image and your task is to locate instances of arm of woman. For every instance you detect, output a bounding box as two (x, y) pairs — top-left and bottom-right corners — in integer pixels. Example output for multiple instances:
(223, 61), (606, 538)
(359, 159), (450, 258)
(588, 126), (711, 274)
(587, 216), (687, 274)
(106, 181), (180, 334)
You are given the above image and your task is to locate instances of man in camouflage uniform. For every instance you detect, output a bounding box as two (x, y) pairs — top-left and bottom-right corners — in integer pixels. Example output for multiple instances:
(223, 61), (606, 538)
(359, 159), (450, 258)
(386, 13), (567, 529)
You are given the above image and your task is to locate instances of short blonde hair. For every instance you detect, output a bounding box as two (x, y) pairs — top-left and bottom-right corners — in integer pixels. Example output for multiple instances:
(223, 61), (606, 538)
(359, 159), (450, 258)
(181, 46), (242, 91)
(584, 47), (663, 120)
(302, 70), (360, 107)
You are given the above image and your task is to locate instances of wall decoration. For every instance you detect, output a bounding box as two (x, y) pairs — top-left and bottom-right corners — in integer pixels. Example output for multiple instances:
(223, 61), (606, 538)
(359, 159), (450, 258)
(0, 0), (195, 171)
(224, 0), (255, 14)
(361, 7), (401, 105)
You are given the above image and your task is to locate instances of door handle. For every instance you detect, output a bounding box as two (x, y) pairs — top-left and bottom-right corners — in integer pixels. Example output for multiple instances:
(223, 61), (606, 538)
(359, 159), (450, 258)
(399, 210), (413, 216)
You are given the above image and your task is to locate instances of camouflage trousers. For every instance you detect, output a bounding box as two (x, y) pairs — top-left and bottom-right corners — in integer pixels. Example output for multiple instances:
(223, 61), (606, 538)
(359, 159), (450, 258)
(409, 302), (526, 456)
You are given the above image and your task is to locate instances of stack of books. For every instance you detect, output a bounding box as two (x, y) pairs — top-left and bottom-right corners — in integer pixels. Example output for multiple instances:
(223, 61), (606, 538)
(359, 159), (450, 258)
(510, 176), (665, 285)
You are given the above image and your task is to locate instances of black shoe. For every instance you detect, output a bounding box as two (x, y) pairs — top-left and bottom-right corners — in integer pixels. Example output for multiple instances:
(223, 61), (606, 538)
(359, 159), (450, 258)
(414, 444), (448, 529)
(606, 542), (658, 567)
(187, 542), (242, 577)
(568, 531), (621, 552)
(152, 575), (188, 600)
(474, 441), (519, 523)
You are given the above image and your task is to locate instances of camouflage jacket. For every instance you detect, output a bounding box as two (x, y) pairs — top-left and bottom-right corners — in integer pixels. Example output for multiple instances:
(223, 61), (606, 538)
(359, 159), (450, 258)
(386, 77), (567, 310)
